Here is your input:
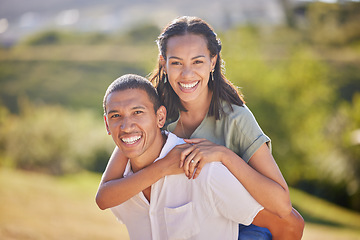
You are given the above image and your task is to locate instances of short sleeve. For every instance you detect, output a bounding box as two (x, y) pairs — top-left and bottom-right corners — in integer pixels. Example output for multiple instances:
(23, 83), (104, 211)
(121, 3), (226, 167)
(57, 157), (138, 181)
(225, 104), (271, 163)
(110, 206), (124, 224)
(206, 162), (264, 225)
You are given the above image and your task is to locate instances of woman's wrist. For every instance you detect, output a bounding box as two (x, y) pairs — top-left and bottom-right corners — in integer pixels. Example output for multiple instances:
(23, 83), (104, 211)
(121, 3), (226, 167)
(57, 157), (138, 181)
(146, 159), (167, 178)
(220, 147), (237, 166)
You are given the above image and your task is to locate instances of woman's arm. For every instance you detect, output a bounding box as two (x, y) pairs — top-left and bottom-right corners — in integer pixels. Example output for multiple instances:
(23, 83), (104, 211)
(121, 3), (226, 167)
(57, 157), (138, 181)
(253, 208), (304, 240)
(96, 146), (162, 210)
(183, 139), (291, 218)
(95, 145), (187, 210)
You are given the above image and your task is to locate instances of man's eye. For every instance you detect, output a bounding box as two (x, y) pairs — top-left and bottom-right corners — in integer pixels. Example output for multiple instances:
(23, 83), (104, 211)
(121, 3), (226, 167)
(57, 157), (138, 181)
(110, 114), (120, 118)
(134, 111), (143, 115)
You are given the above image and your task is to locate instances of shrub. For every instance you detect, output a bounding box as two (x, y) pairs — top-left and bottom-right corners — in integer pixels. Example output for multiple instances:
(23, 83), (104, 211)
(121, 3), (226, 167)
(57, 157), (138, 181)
(0, 101), (114, 175)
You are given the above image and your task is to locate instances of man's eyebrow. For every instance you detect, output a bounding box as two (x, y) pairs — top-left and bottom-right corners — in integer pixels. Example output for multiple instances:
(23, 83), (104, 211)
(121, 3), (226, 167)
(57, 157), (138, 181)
(107, 109), (118, 115)
(107, 105), (145, 114)
(131, 105), (146, 110)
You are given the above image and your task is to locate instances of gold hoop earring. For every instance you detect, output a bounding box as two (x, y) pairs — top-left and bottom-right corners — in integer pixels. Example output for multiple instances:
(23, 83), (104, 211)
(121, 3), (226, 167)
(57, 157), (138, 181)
(211, 70), (214, 82)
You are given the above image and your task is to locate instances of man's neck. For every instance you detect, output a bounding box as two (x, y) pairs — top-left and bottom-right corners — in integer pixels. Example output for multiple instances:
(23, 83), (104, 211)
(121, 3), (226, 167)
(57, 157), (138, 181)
(130, 131), (167, 173)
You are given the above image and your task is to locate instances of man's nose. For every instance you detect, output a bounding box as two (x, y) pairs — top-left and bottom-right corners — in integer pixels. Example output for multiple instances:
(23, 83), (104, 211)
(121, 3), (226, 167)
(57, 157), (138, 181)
(120, 117), (134, 131)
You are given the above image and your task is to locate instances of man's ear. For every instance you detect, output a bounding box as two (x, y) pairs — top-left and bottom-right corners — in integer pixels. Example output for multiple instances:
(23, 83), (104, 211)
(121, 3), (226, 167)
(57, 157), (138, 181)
(104, 115), (111, 135)
(156, 106), (167, 128)
(159, 55), (166, 72)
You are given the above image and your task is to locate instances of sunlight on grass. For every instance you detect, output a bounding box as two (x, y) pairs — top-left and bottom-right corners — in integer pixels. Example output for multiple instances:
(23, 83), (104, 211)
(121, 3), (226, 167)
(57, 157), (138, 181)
(0, 45), (157, 63)
(290, 188), (360, 229)
(1, 167), (360, 240)
(0, 168), (129, 240)
(290, 188), (360, 240)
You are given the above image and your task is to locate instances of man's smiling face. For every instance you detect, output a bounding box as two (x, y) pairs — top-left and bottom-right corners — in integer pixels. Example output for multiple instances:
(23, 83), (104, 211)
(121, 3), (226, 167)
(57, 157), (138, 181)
(105, 88), (165, 162)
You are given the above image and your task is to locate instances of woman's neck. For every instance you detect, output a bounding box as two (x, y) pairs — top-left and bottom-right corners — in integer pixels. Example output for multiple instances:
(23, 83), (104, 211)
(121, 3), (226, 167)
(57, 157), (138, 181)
(181, 90), (213, 119)
(177, 90), (213, 138)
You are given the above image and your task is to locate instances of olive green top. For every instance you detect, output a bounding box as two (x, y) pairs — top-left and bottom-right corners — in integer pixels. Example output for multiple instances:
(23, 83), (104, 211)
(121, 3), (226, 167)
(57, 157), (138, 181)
(166, 103), (271, 163)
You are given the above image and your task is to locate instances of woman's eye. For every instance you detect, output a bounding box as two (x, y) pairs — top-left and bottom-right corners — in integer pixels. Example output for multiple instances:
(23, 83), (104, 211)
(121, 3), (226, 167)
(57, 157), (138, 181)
(170, 61), (181, 65)
(194, 60), (203, 64)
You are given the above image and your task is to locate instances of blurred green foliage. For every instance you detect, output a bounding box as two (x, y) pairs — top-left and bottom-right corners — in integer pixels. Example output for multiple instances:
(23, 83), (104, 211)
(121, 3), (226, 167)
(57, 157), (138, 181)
(0, 100), (114, 175)
(305, 2), (360, 46)
(23, 30), (111, 46)
(21, 23), (160, 46)
(0, 60), (147, 114)
(221, 2), (360, 210)
(0, 3), (359, 210)
(224, 32), (335, 185)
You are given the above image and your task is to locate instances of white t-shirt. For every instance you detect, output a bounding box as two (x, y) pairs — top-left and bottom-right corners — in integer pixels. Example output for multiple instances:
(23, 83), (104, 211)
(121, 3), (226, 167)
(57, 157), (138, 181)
(111, 132), (263, 240)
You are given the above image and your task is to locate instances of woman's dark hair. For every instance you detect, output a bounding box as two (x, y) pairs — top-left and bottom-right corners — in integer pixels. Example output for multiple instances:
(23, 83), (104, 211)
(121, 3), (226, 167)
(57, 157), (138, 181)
(149, 16), (244, 120)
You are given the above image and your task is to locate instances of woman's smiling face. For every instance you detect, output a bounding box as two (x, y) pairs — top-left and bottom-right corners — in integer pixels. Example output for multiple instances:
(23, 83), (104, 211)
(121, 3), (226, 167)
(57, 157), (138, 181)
(163, 33), (217, 104)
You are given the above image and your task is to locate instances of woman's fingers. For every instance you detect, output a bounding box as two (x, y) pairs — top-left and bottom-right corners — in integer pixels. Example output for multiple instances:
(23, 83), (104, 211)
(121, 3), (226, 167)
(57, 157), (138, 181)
(181, 140), (222, 178)
(192, 160), (205, 179)
(173, 143), (193, 168)
(186, 153), (201, 179)
(183, 148), (198, 177)
(179, 144), (196, 169)
(183, 138), (206, 144)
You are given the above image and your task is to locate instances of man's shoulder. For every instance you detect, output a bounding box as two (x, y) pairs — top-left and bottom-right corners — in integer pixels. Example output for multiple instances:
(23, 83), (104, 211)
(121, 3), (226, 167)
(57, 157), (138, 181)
(167, 131), (185, 145)
(158, 131), (185, 159)
(196, 162), (233, 185)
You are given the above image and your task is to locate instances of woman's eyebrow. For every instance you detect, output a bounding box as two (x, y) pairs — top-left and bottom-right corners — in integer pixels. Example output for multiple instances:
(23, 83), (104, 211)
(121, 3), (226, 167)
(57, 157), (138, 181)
(192, 55), (205, 59)
(168, 55), (205, 60)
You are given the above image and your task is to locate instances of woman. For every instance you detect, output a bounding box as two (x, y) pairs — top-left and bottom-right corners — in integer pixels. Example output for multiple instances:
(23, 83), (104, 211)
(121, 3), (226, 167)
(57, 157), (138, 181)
(96, 16), (304, 239)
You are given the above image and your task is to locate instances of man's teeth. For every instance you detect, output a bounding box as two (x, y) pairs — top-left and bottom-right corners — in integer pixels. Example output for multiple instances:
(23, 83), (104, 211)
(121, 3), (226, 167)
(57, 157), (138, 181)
(121, 136), (141, 144)
(180, 81), (199, 89)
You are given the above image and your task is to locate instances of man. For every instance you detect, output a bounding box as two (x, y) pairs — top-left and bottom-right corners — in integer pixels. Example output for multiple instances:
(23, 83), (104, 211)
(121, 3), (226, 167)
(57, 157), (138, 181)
(99, 74), (301, 240)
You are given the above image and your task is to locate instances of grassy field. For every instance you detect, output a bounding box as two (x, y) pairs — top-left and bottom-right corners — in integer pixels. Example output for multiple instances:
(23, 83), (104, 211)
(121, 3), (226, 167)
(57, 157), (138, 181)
(1, 167), (360, 240)
(0, 168), (128, 240)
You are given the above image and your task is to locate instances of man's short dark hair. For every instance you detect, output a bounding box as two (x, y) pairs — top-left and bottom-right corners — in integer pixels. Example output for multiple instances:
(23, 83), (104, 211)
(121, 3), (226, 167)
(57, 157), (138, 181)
(103, 74), (161, 113)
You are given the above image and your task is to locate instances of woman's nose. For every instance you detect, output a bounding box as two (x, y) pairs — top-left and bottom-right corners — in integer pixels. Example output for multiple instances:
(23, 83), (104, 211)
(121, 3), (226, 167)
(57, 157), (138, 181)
(181, 65), (194, 78)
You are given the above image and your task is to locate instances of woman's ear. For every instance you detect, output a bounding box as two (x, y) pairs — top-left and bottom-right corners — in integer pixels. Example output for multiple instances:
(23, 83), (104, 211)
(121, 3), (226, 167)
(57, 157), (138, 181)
(104, 115), (111, 135)
(159, 55), (166, 72)
(210, 55), (218, 70)
(156, 106), (167, 128)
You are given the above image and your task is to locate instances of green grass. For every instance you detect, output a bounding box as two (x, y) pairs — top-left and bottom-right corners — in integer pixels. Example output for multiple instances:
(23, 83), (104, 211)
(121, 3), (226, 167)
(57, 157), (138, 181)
(291, 188), (360, 240)
(0, 168), (129, 240)
(1, 167), (360, 240)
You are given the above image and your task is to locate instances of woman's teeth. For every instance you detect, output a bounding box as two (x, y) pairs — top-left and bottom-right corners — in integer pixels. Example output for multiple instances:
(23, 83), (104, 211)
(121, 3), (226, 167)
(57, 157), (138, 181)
(121, 136), (141, 144)
(179, 81), (199, 89)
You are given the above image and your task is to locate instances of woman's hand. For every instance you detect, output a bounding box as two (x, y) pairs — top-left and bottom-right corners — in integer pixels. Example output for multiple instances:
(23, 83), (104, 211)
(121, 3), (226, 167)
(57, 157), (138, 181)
(181, 138), (230, 179)
(159, 143), (193, 176)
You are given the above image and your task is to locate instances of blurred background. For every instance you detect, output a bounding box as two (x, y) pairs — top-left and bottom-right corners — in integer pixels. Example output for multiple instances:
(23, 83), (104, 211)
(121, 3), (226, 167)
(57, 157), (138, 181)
(0, 0), (360, 239)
